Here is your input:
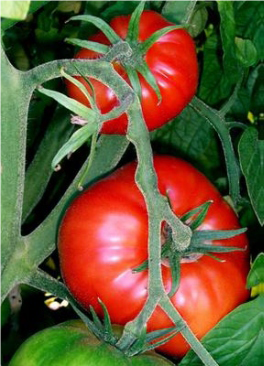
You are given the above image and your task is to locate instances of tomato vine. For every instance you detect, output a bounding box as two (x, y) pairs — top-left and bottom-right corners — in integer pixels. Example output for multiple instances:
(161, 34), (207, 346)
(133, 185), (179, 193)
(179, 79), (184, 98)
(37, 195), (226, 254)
(1, 1), (262, 366)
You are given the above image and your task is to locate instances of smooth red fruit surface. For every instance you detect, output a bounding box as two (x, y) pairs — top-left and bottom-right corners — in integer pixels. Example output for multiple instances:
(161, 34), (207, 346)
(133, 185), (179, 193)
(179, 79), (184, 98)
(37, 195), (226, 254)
(58, 156), (249, 358)
(66, 11), (198, 134)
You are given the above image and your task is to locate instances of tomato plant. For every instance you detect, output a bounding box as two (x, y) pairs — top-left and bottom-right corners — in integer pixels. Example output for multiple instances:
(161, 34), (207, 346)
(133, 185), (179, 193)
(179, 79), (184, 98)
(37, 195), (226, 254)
(66, 10), (198, 134)
(58, 155), (250, 358)
(9, 320), (173, 365)
(2, 1), (262, 365)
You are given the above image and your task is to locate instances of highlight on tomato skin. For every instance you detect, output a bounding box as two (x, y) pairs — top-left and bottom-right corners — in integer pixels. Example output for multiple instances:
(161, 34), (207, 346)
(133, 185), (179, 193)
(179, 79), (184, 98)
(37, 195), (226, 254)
(66, 10), (199, 135)
(58, 155), (250, 359)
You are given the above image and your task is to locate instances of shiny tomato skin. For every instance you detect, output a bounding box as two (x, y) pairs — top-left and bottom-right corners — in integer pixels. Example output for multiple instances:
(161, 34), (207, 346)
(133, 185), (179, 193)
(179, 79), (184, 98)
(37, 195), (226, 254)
(66, 11), (198, 134)
(58, 156), (249, 358)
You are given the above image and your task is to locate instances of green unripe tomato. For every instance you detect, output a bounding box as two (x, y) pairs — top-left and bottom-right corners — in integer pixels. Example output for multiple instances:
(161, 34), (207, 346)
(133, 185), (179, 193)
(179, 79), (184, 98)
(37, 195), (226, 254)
(9, 320), (173, 366)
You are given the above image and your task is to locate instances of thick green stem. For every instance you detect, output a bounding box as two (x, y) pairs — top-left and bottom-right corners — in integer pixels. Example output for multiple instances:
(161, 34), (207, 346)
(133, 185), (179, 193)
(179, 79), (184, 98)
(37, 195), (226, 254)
(115, 95), (217, 365)
(160, 297), (219, 366)
(190, 96), (242, 206)
(2, 46), (132, 300)
(1, 47), (30, 270)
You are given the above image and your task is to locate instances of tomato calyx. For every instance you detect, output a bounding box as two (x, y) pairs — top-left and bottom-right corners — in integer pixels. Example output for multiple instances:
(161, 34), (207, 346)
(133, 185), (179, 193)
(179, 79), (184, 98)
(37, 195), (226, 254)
(73, 295), (181, 357)
(134, 200), (247, 297)
(38, 67), (134, 185)
(67, 2), (182, 101)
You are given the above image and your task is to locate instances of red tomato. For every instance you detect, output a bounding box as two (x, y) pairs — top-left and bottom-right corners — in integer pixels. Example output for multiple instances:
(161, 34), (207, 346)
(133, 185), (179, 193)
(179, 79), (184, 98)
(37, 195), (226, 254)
(58, 156), (249, 358)
(66, 11), (198, 134)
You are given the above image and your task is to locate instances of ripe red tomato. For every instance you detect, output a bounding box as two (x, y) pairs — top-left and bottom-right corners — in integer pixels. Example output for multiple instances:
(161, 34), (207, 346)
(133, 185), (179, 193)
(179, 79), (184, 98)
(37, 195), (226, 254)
(66, 11), (198, 134)
(58, 156), (249, 358)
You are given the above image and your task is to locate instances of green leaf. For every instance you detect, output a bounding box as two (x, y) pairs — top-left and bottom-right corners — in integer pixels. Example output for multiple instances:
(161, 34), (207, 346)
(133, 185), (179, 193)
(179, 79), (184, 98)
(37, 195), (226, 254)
(186, 5), (208, 38)
(198, 33), (233, 106)
(247, 253), (264, 289)
(82, 135), (129, 187)
(151, 105), (220, 173)
(51, 123), (97, 169)
(238, 127), (264, 226)
(251, 65), (264, 117)
(22, 107), (75, 223)
(180, 296), (264, 366)
(162, 1), (196, 25)
(101, 1), (140, 22)
(1, 1), (49, 31)
(1, 1), (30, 20)
(235, 37), (258, 68)
(56, 1), (82, 14)
(235, 1), (264, 62)
(217, 1), (239, 82)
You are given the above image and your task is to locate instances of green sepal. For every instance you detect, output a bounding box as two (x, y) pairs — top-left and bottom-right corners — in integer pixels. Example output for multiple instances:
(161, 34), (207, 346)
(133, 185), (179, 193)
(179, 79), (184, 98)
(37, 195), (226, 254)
(133, 226), (246, 274)
(144, 328), (180, 353)
(98, 298), (115, 343)
(145, 326), (176, 343)
(125, 65), (142, 99)
(68, 15), (121, 44)
(204, 253), (225, 262)
(38, 86), (96, 121)
(127, 325), (179, 356)
(65, 38), (110, 55)
(137, 60), (161, 101)
(60, 67), (96, 110)
(140, 25), (181, 54)
(71, 303), (103, 341)
(89, 305), (104, 330)
(127, 326), (147, 356)
(100, 91), (134, 122)
(192, 227), (247, 241)
(77, 131), (98, 190)
(186, 243), (245, 254)
(168, 252), (181, 297)
(133, 260), (148, 273)
(126, 1), (145, 43)
(51, 123), (98, 169)
(247, 253), (264, 289)
(181, 200), (213, 229)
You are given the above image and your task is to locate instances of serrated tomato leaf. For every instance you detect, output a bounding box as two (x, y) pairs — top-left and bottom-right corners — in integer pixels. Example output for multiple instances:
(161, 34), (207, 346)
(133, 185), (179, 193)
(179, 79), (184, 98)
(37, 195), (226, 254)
(238, 127), (264, 226)
(235, 1), (264, 62)
(162, 1), (196, 25)
(180, 296), (264, 366)
(247, 253), (264, 289)
(217, 1), (240, 83)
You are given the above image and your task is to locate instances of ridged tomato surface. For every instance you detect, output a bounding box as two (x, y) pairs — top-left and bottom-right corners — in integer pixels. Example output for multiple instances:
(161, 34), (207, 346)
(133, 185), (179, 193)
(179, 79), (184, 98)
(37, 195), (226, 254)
(58, 156), (249, 357)
(66, 11), (198, 134)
